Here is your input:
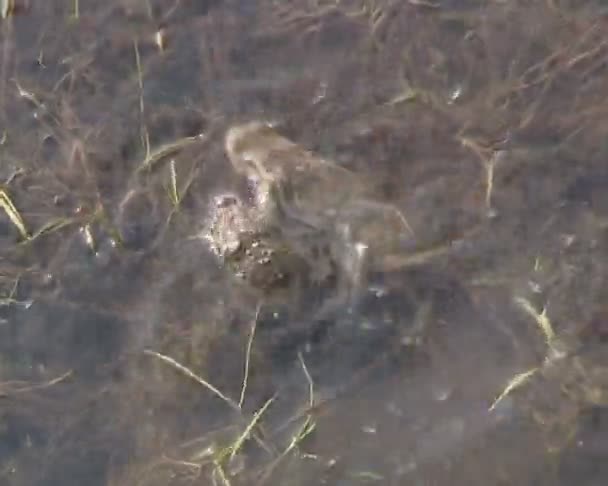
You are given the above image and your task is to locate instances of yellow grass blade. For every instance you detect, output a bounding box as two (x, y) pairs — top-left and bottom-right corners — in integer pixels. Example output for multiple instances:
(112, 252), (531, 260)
(0, 188), (29, 240)
(489, 367), (539, 411)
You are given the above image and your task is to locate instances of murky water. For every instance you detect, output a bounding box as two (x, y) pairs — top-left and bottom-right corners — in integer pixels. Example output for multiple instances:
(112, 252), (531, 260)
(1, 1), (608, 485)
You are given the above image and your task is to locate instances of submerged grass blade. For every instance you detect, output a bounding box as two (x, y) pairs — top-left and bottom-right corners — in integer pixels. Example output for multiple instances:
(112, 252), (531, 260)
(1, 0), (13, 19)
(229, 395), (275, 461)
(349, 470), (384, 481)
(144, 350), (240, 412)
(0, 188), (29, 240)
(137, 134), (205, 173)
(298, 352), (314, 408)
(254, 413), (316, 485)
(239, 305), (260, 407)
(489, 367), (539, 412)
(27, 217), (79, 242)
(213, 463), (232, 486)
(133, 39), (150, 157)
(514, 296), (556, 344)
(255, 355), (317, 485)
(212, 395), (276, 482)
(168, 159), (179, 206)
(285, 416), (316, 455)
(0, 370), (72, 397)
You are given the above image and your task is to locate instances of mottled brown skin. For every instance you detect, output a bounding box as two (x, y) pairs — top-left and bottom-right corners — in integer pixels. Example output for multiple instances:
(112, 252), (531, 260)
(202, 187), (335, 305)
(225, 121), (364, 229)
(220, 121), (420, 315)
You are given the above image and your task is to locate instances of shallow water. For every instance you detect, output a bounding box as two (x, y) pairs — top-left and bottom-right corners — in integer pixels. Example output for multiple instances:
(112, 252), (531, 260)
(1, 1), (608, 485)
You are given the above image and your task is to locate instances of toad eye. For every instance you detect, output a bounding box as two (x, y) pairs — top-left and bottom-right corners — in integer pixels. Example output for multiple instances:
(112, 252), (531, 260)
(216, 195), (239, 208)
(233, 152), (261, 178)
